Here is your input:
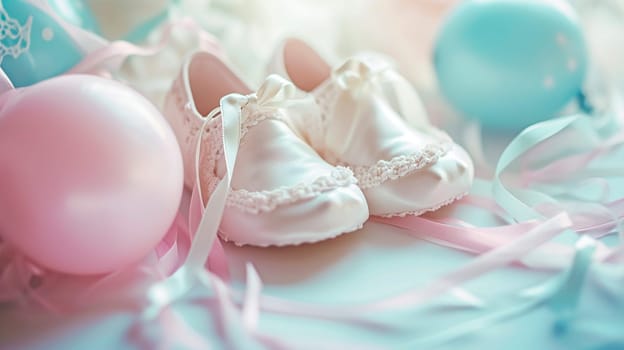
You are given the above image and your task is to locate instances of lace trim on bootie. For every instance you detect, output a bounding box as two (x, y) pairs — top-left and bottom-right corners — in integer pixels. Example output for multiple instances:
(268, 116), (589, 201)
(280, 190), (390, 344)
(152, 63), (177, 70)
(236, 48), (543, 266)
(198, 108), (359, 214)
(227, 166), (357, 214)
(346, 142), (452, 189)
(170, 75), (202, 156)
(376, 191), (468, 218)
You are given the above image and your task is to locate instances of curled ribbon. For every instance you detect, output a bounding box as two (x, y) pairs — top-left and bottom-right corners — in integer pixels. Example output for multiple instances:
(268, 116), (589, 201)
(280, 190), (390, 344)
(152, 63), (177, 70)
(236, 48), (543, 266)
(493, 113), (624, 231)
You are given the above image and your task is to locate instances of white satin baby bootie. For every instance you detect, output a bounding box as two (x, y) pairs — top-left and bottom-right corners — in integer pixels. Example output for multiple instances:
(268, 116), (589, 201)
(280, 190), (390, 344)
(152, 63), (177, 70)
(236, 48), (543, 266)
(269, 39), (474, 217)
(164, 51), (369, 246)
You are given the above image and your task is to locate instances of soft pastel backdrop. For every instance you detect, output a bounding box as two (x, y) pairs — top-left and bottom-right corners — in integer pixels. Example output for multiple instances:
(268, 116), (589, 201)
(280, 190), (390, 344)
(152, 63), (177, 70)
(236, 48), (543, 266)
(1, 0), (624, 349)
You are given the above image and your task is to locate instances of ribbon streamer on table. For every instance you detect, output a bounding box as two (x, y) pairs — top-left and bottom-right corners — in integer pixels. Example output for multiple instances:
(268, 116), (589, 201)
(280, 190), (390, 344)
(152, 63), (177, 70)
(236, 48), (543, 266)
(494, 114), (624, 223)
(403, 235), (598, 347)
(224, 213), (573, 324)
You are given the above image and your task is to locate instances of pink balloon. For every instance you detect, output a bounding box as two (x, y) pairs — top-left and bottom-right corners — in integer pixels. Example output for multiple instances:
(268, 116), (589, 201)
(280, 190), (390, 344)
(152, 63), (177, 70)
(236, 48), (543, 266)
(0, 74), (184, 275)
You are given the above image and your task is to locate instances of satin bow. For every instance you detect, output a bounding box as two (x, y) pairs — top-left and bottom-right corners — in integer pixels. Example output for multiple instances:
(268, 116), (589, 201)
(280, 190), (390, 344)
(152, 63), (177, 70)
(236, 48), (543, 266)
(252, 74), (299, 106)
(332, 56), (445, 137)
(332, 57), (390, 96)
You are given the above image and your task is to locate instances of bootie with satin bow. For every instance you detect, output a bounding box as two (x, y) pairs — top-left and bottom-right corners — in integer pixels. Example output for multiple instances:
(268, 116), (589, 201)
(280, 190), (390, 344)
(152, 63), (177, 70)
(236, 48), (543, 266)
(164, 51), (369, 246)
(268, 39), (474, 217)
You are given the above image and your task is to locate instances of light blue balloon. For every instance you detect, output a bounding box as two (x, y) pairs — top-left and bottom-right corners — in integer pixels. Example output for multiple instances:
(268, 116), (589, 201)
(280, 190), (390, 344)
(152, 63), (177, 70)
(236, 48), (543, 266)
(0, 0), (84, 87)
(434, 0), (588, 130)
(48, 0), (100, 34)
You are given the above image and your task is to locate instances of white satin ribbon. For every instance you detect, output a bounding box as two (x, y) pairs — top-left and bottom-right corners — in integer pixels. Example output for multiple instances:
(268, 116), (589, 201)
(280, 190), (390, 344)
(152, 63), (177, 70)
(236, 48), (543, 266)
(146, 74), (300, 315)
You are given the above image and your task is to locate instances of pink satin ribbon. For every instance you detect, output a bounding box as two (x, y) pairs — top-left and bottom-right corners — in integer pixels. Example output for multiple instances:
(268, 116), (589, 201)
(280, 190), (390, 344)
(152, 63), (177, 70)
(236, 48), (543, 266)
(229, 213), (572, 322)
